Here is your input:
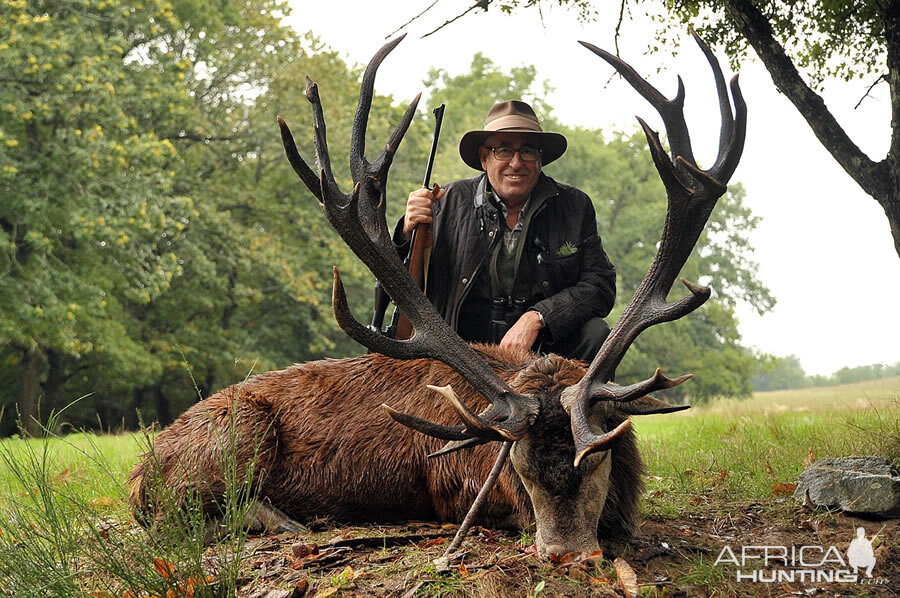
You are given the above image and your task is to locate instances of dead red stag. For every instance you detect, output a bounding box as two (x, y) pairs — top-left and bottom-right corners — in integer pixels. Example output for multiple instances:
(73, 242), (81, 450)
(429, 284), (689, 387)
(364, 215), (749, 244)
(129, 32), (746, 558)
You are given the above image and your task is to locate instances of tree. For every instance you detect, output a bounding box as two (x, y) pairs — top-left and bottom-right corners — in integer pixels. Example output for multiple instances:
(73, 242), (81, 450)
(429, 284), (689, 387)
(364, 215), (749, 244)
(411, 0), (900, 259)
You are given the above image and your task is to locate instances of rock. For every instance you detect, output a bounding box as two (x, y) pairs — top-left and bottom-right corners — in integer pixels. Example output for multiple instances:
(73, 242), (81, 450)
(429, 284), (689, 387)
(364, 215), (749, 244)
(794, 457), (900, 516)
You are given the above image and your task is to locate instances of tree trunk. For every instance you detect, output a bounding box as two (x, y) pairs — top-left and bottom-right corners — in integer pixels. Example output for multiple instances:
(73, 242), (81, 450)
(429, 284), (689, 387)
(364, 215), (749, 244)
(18, 348), (44, 437)
(155, 387), (172, 427)
(44, 349), (67, 416)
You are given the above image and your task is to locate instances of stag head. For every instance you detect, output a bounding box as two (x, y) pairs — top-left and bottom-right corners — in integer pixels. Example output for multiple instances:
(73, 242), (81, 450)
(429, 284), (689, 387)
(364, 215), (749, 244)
(278, 32), (746, 557)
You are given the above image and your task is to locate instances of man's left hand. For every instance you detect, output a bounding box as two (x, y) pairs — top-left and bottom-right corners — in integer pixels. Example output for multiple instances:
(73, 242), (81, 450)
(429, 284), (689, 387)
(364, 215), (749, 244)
(500, 311), (543, 353)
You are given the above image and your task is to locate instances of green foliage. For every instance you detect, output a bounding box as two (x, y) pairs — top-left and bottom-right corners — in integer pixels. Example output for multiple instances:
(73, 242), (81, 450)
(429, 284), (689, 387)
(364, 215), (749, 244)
(756, 356), (900, 390)
(0, 2), (428, 433)
(752, 354), (810, 391)
(650, 0), (887, 87)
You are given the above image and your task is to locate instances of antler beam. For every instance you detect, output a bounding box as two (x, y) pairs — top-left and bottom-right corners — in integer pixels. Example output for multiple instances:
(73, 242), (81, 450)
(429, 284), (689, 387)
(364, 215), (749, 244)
(564, 31), (747, 466)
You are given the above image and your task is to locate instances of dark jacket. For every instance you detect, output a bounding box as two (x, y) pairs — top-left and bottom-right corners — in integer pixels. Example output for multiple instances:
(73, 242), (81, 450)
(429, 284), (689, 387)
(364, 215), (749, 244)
(395, 173), (616, 344)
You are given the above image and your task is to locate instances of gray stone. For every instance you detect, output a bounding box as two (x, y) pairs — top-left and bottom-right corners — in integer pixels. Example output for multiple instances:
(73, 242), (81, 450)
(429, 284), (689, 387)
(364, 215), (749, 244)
(794, 457), (900, 516)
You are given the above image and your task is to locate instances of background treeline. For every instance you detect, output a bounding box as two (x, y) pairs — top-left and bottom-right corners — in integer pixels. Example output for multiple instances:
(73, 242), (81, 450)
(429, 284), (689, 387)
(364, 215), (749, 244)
(1, 0), (772, 437)
(752, 355), (900, 392)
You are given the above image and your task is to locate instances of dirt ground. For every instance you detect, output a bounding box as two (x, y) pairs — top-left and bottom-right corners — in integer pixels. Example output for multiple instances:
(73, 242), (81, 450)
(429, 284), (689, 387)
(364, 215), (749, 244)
(220, 501), (898, 598)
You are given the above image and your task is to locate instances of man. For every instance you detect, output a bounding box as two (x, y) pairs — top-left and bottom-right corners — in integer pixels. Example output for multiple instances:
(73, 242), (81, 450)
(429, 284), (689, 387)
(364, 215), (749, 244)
(396, 100), (616, 362)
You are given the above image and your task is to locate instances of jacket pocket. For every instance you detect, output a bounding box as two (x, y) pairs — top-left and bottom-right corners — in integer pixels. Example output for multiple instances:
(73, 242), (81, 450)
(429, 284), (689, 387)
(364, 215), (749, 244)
(548, 251), (583, 290)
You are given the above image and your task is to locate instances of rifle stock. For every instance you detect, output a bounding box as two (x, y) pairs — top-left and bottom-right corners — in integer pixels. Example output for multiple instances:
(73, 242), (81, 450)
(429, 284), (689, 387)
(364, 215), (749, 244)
(393, 223), (432, 340)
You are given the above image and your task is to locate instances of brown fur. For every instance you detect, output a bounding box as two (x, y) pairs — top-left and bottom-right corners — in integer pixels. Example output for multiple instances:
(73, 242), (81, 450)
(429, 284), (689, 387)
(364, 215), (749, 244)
(128, 344), (643, 543)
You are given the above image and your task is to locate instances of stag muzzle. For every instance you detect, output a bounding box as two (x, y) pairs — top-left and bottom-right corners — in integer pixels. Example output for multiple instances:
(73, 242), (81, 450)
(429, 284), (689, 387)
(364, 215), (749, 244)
(511, 436), (613, 557)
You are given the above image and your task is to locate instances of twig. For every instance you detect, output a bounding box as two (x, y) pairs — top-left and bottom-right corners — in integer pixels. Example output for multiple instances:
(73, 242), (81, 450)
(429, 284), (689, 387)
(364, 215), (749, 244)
(422, 0), (490, 39)
(614, 0), (628, 56)
(434, 441), (512, 570)
(854, 73), (886, 110)
(387, 0), (442, 38)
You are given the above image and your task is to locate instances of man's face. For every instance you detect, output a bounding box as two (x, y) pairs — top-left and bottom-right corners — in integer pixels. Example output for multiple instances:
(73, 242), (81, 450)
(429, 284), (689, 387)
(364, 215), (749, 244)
(479, 132), (542, 206)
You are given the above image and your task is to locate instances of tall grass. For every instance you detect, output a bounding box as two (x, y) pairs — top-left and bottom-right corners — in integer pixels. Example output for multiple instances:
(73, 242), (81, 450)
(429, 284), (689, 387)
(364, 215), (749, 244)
(0, 401), (265, 597)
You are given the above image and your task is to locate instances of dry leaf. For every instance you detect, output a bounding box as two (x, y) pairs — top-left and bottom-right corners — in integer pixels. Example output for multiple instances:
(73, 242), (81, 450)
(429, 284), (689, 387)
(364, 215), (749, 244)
(614, 557), (638, 598)
(418, 537), (445, 548)
(458, 563), (468, 576)
(771, 482), (797, 496)
(153, 558), (176, 579)
(313, 588), (338, 598)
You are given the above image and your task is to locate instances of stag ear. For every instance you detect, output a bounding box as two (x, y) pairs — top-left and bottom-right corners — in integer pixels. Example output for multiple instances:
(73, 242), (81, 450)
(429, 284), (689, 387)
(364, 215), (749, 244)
(617, 395), (690, 416)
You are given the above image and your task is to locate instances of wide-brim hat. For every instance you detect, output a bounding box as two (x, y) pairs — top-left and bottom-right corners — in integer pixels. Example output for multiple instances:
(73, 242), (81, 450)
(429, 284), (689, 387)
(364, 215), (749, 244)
(459, 100), (567, 171)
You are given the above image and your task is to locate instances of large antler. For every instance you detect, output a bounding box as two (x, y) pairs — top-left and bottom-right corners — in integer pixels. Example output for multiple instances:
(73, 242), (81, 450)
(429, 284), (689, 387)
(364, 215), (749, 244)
(277, 36), (538, 446)
(562, 31), (747, 466)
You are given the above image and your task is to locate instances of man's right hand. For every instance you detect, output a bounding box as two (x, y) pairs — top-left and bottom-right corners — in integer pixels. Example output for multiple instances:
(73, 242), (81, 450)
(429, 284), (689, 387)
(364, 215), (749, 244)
(402, 184), (444, 240)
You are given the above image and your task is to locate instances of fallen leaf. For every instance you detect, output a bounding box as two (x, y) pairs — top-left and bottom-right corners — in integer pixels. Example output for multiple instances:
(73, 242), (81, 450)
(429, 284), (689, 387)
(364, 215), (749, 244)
(614, 557), (639, 598)
(153, 558), (176, 579)
(765, 461), (774, 475)
(458, 563), (468, 576)
(588, 575), (609, 585)
(718, 469), (728, 480)
(418, 537), (445, 548)
(313, 588), (338, 598)
(771, 482), (797, 496)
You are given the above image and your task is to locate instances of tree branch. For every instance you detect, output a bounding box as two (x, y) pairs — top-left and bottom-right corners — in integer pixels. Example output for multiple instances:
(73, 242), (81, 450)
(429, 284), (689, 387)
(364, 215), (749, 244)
(853, 73), (887, 109)
(724, 0), (887, 198)
(421, 0), (490, 39)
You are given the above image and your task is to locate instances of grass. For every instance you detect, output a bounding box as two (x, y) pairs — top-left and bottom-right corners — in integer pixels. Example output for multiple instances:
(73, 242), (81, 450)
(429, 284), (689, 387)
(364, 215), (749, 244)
(636, 377), (900, 520)
(0, 379), (897, 596)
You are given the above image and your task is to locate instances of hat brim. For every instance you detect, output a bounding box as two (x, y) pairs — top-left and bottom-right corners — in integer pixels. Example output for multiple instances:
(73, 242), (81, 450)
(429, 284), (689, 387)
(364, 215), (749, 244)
(458, 129), (567, 171)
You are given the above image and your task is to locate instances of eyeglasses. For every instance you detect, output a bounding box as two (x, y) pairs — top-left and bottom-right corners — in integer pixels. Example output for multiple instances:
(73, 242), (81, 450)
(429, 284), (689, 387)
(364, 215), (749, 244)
(483, 145), (542, 162)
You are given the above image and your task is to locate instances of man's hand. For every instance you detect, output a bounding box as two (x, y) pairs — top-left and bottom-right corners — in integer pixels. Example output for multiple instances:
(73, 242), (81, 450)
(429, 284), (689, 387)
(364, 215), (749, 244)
(500, 310), (543, 353)
(403, 184), (444, 240)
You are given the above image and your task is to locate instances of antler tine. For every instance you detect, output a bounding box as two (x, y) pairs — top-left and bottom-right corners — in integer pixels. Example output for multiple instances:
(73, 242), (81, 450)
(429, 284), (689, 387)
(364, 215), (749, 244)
(304, 76), (345, 204)
(689, 29), (747, 182)
(281, 37), (540, 447)
(579, 41), (695, 166)
(350, 33), (407, 178)
(561, 34), (746, 466)
(277, 116), (322, 202)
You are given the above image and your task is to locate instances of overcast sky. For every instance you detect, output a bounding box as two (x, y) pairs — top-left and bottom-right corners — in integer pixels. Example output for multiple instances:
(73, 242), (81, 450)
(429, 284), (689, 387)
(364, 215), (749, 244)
(288, 1), (900, 376)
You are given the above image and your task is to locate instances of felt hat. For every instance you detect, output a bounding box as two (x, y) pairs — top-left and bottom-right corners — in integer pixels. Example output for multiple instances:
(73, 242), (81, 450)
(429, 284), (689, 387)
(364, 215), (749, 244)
(458, 100), (567, 171)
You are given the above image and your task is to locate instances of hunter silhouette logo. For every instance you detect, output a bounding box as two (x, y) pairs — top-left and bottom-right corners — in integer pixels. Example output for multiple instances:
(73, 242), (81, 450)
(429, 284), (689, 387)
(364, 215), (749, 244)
(847, 525), (884, 578)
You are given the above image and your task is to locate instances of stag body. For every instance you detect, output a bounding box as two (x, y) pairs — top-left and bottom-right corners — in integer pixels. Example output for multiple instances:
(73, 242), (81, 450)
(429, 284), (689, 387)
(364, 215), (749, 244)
(130, 346), (641, 555)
